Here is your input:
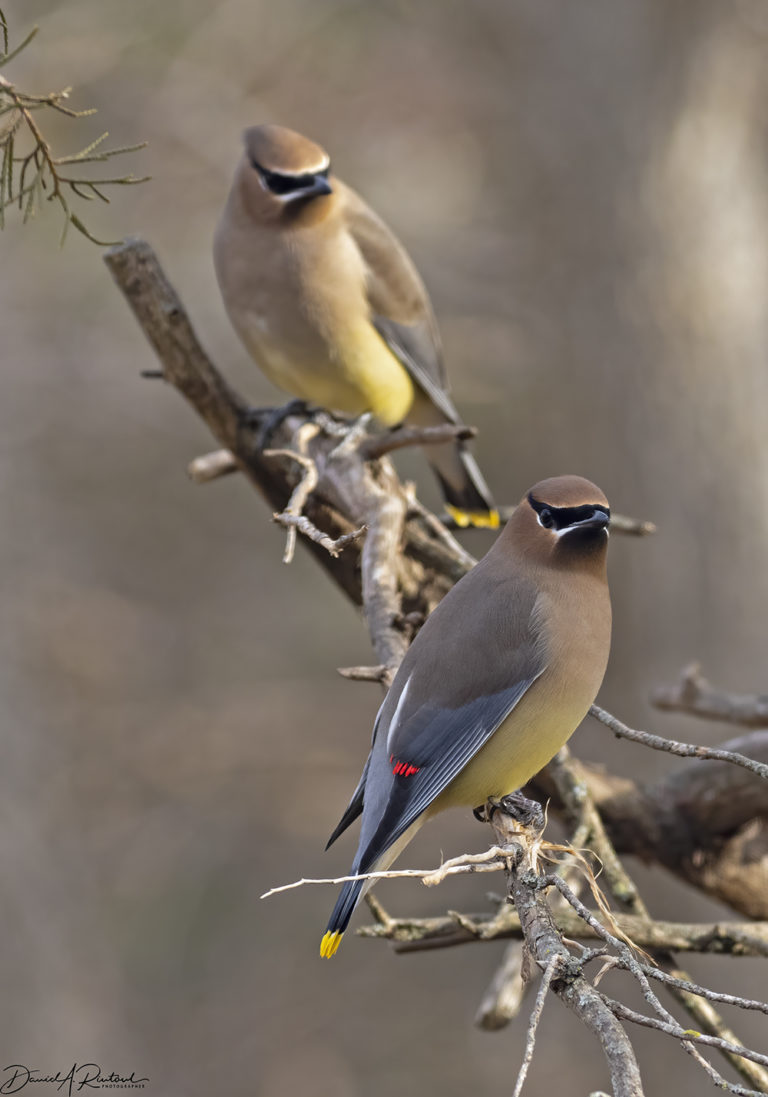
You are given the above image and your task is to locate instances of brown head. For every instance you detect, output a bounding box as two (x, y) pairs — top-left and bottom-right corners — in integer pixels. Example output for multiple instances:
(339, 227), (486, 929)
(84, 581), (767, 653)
(233, 124), (335, 224)
(502, 475), (610, 573)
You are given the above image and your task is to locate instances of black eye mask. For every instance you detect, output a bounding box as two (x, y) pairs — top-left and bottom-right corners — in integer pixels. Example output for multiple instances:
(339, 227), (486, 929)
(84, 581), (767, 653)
(252, 162), (330, 196)
(528, 493), (610, 531)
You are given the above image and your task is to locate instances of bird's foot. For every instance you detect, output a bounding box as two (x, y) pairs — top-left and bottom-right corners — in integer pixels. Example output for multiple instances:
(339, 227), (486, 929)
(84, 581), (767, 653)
(474, 792), (544, 832)
(251, 398), (312, 449)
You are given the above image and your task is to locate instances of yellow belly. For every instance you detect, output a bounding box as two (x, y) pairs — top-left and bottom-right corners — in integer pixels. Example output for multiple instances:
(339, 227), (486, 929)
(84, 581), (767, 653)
(246, 320), (415, 427)
(215, 197), (418, 425)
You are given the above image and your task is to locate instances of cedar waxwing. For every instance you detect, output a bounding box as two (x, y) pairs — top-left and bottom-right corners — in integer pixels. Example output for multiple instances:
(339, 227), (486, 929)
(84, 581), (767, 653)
(320, 475), (611, 957)
(213, 123), (498, 529)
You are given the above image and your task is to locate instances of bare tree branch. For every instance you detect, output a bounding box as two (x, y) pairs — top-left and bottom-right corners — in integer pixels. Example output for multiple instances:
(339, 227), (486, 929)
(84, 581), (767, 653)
(544, 747), (768, 1090)
(653, 663), (768, 728)
(543, 873), (768, 1092)
(360, 906), (768, 958)
(104, 237), (460, 648)
(590, 704), (768, 781)
(614, 962), (768, 1017)
(606, 999), (768, 1072)
(487, 806), (645, 1097)
(530, 732), (768, 919)
(474, 941), (528, 1030)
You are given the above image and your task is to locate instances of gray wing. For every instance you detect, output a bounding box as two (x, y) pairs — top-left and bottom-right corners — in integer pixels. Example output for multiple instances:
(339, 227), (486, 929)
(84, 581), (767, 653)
(370, 679), (541, 854)
(341, 182), (460, 423)
(353, 559), (548, 868)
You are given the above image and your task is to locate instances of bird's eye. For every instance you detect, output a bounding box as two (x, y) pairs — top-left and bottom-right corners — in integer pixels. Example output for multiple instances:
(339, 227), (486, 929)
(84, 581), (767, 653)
(261, 168), (304, 195)
(538, 508), (555, 529)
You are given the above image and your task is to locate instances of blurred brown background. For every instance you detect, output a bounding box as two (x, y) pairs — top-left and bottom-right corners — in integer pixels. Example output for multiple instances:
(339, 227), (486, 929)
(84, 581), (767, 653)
(2, 1), (768, 1093)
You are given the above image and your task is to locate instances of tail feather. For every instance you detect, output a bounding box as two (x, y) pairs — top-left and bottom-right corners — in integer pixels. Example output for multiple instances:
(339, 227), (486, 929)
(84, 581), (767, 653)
(428, 442), (499, 529)
(320, 878), (366, 958)
(321, 822), (426, 958)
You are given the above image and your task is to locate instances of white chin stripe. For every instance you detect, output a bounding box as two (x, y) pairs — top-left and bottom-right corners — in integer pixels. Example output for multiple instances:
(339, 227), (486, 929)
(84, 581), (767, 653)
(553, 524), (609, 539)
(258, 177), (315, 202)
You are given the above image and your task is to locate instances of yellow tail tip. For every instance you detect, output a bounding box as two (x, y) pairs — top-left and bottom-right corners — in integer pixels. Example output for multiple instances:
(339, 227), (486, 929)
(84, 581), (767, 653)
(445, 506), (500, 530)
(320, 930), (344, 958)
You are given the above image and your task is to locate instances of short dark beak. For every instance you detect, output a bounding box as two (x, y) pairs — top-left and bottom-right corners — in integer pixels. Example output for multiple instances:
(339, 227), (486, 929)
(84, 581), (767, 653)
(300, 175), (333, 199)
(574, 508), (610, 532)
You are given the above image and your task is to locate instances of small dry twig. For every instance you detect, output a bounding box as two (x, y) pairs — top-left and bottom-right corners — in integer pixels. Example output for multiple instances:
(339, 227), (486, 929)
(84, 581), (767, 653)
(272, 513), (367, 559)
(265, 425), (366, 563)
(187, 448), (238, 483)
(511, 955), (560, 1097)
(260, 847), (512, 899)
(265, 423), (321, 563)
(359, 421), (476, 460)
(590, 704), (768, 781)
(606, 999), (768, 1071)
(0, 14), (147, 243)
(611, 960), (768, 1017)
(336, 664), (390, 683)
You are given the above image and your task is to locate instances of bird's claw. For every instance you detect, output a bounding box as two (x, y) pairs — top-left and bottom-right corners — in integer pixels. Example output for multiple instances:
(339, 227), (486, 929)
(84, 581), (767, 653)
(250, 399), (313, 449)
(477, 792), (544, 831)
